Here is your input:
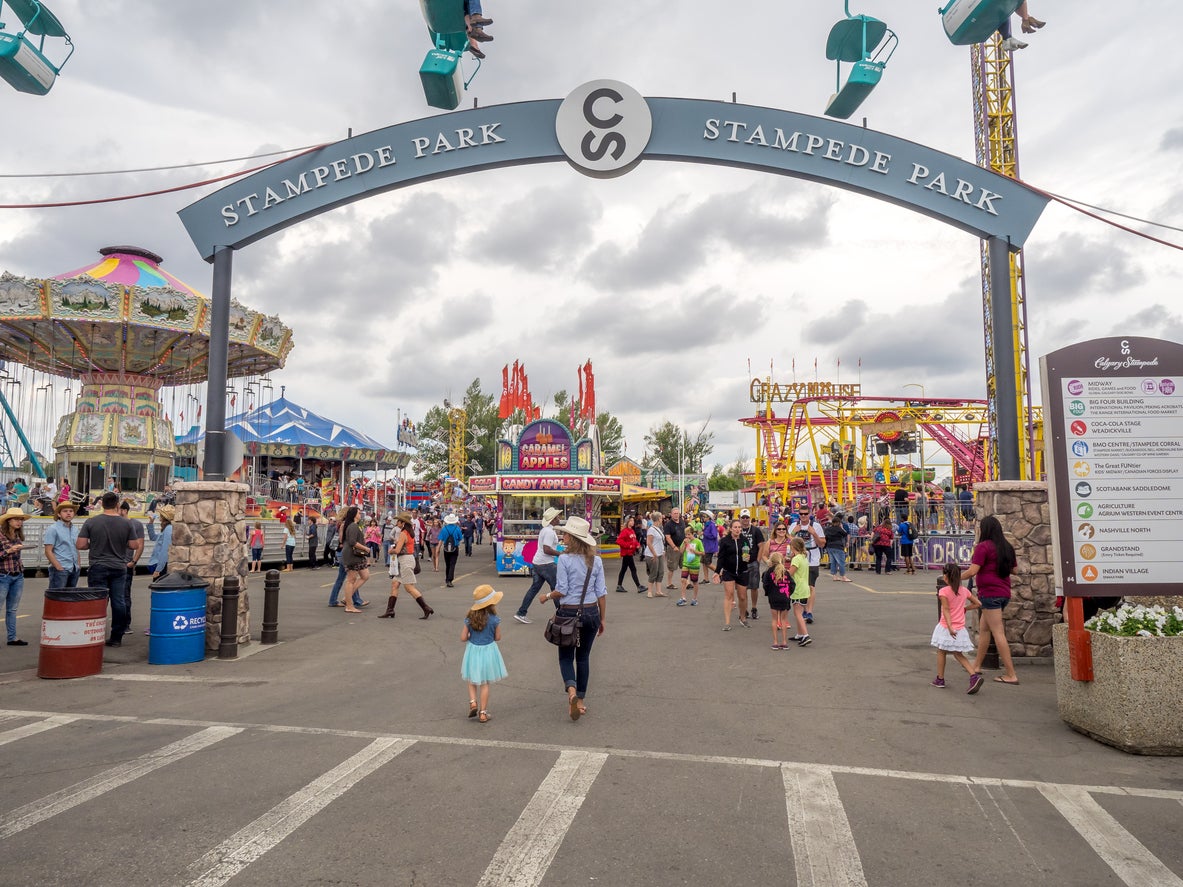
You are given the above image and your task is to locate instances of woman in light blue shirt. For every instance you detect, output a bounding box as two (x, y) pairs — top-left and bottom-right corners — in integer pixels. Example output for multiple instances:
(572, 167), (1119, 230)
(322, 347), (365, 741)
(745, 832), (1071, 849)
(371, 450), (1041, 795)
(150, 505), (175, 579)
(536, 516), (607, 721)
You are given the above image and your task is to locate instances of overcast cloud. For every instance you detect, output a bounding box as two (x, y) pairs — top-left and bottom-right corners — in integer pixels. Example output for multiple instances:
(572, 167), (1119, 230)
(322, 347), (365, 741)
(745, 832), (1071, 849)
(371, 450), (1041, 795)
(0, 1), (1180, 471)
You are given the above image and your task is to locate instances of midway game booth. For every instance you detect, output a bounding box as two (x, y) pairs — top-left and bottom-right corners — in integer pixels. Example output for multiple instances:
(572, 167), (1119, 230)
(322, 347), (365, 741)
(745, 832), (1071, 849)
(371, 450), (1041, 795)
(470, 418), (621, 576)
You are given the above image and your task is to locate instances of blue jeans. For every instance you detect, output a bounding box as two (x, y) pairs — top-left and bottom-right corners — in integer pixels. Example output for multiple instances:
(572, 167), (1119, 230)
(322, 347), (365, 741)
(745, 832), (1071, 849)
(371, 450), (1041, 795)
(557, 610), (601, 698)
(327, 562), (363, 607)
(517, 562), (557, 617)
(48, 565), (80, 589)
(827, 547), (847, 577)
(88, 563), (129, 642)
(0, 572), (24, 642)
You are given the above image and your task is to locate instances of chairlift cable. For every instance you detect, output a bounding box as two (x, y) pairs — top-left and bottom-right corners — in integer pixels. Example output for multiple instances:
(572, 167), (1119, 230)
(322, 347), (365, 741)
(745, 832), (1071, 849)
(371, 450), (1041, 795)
(1021, 182), (1183, 251)
(0, 145), (328, 210)
(0, 144), (329, 179)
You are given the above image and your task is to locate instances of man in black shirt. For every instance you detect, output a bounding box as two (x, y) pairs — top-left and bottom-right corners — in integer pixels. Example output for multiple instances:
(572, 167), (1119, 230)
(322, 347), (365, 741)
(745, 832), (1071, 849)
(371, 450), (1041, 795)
(79, 492), (141, 647)
(737, 509), (767, 620)
(662, 508), (686, 590)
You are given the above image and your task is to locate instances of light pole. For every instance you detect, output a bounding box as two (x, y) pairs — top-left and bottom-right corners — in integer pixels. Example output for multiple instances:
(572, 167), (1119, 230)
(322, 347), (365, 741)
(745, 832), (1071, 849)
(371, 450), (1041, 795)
(902, 383), (927, 532)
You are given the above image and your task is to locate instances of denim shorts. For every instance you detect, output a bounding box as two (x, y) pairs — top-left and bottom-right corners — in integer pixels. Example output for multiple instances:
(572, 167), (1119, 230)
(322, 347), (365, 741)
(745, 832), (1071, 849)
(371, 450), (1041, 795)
(980, 596), (1009, 610)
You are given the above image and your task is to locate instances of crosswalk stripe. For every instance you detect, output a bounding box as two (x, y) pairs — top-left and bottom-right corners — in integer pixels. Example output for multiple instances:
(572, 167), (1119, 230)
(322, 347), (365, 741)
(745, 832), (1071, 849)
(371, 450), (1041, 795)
(0, 715), (77, 747)
(477, 750), (608, 887)
(782, 765), (868, 887)
(184, 737), (412, 887)
(0, 726), (241, 840)
(1039, 784), (1183, 887)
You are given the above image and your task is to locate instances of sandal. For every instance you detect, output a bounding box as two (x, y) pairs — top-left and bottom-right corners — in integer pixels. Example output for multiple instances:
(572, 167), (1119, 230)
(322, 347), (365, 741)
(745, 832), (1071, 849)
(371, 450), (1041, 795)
(344, 607), (361, 613)
(569, 694), (581, 721)
(478, 710), (490, 723)
(469, 701), (479, 718)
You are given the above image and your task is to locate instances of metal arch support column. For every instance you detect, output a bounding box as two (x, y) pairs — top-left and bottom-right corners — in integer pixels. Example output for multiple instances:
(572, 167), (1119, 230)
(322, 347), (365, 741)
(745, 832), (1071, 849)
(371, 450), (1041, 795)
(988, 235), (1020, 480)
(202, 246), (233, 481)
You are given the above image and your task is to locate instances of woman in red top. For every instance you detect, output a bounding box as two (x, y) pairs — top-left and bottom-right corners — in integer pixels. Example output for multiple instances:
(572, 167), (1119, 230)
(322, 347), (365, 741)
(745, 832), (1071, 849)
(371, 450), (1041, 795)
(614, 515), (642, 593)
(962, 516), (1020, 692)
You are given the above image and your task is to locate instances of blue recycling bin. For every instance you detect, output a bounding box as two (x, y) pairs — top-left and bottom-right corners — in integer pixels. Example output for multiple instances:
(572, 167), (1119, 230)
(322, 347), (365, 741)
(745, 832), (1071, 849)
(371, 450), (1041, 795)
(148, 572), (210, 665)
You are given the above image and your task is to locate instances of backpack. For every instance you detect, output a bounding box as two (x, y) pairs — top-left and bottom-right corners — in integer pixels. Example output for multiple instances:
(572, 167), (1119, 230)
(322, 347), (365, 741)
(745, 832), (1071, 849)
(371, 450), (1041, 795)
(443, 528), (459, 553)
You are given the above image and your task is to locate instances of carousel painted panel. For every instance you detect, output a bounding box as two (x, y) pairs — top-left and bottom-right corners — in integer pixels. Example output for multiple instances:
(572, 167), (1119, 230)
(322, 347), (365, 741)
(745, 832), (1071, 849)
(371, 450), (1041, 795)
(53, 415), (72, 448)
(253, 317), (290, 358)
(116, 416), (148, 448)
(72, 413), (108, 446)
(49, 277), (123, 321)
(154, 419), (175, 452)
(0, 272), (47, 318)
(130, 285), (200, 331)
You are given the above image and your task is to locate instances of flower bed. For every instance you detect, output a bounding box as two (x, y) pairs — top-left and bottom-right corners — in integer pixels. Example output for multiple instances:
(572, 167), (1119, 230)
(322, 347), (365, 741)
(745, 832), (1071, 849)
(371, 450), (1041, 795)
(1085, 603), (1183, 638)
(1054, 621), (1183, 755)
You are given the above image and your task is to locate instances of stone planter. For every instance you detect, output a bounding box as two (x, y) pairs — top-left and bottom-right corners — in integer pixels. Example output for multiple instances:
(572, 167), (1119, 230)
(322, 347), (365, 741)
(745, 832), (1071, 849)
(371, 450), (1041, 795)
(1052, 623), (1183, 755)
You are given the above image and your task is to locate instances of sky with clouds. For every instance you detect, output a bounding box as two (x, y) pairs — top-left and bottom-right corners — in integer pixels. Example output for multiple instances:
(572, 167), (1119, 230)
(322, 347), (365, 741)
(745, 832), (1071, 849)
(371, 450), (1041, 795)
(1, 0), (1180, 475)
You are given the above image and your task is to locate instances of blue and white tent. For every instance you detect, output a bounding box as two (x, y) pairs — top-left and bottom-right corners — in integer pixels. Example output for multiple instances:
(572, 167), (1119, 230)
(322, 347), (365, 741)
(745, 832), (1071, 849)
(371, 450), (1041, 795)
(175, 396), (410, 468)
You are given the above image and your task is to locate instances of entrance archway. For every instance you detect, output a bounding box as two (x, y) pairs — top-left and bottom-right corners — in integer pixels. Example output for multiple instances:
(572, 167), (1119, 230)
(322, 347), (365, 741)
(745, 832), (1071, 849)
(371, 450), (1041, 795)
(179, 81), (1050, 480)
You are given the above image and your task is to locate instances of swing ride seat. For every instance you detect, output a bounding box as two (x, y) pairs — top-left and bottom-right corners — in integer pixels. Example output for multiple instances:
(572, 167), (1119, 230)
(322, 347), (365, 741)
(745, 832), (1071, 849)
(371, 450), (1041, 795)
(0, 0), (72, 96)
(418, 0), (474, 110)
(825, 59), (884, 120)
(939, 0), (1022, 46)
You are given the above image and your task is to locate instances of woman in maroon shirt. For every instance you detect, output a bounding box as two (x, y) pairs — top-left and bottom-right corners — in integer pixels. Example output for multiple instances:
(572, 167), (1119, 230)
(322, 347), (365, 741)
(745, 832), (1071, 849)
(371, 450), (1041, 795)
(962, 516), (1020, 692)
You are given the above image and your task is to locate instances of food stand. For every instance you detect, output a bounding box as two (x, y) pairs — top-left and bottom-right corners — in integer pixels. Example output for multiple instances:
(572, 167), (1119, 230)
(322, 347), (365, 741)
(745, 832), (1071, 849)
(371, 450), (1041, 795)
(470, 418), (621, 576)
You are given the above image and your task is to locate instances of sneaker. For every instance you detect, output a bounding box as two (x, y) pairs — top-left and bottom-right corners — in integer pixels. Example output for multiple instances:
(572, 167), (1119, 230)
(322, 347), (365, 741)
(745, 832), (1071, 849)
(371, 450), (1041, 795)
(797, 635), (812, 647)
(722, 625), (732, 631)
(931, 676), (946, 688)
(676, 599), (688, 607)
(750, 608), (758, 620)
(615, 586), (627, 593)
(804, 611), (814, 624)
(690, 600), (698, 606)
(469, 27), (494, 42)
(469, 14), (493, 25)
(1000, 36), (1028, 51)
(967, 673), (984, 694)
(513, 614), (531, 624)
(738, 619), (750, 628)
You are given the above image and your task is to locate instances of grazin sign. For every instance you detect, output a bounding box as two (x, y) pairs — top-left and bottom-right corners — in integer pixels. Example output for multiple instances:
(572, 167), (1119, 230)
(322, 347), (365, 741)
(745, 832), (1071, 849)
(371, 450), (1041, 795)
(179, 82), (1049, 260)
(1041, 336), (1183, 597)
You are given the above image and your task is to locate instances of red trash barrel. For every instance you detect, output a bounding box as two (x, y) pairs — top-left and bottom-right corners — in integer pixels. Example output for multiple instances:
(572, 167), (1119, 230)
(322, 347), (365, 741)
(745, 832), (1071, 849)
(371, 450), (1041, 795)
(38, 588), (110, 679)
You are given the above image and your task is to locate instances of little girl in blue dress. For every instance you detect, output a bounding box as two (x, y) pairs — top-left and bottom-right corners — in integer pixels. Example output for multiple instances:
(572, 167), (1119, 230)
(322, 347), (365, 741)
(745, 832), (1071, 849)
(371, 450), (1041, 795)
(461, 584), (508, 723)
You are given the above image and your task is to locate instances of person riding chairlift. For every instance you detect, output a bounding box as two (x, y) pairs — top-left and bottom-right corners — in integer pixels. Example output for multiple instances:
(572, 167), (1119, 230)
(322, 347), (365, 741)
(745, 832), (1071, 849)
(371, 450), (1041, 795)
(465, 0), (493, 59)
(997, 2), (1045, 51)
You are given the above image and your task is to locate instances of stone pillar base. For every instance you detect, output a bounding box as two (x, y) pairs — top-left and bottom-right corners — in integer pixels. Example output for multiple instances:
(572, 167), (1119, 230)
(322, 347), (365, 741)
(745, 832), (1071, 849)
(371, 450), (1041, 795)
(170, 481), (250, 651)
(973, 481), (1059, 657)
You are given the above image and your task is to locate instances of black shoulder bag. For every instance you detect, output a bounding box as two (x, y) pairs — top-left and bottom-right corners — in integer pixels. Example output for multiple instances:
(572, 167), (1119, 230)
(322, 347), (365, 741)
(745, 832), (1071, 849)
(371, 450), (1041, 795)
(544, 564), (592, 648)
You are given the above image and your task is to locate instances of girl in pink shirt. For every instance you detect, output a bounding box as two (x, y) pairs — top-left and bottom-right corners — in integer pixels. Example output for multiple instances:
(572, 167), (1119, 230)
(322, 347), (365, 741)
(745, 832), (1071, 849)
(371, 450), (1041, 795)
(930, 562), (981, 688)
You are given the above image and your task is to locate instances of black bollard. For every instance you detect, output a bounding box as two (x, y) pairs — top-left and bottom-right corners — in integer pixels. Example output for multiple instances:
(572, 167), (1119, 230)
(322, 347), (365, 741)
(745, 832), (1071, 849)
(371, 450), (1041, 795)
(218, 576), (241, 660)
(261, 569), (280, 644)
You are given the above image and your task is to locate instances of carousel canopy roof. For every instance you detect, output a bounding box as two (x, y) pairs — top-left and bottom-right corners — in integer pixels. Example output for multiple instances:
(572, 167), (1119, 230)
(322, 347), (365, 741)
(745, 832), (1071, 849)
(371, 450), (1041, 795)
(176, 396), (391, 452)
(0, 246), (293, 384)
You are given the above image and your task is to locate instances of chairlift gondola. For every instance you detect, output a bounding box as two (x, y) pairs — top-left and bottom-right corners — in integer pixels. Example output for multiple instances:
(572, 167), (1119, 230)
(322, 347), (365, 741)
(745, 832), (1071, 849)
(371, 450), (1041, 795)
(938, 0), (1021, 45)
(0, 0), (73, 95)
(823, 1), (897, 120)
(418, 0), (480, 110)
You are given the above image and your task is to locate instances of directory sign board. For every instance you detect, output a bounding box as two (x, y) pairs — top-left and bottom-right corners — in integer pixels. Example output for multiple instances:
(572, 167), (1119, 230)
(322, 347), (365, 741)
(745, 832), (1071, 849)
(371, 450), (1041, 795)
(1041, 337), (1183, 597)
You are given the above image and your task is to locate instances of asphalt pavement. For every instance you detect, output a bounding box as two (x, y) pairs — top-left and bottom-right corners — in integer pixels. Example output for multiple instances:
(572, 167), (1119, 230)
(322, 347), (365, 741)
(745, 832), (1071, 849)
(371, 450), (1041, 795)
(1, 547), (1180, 886)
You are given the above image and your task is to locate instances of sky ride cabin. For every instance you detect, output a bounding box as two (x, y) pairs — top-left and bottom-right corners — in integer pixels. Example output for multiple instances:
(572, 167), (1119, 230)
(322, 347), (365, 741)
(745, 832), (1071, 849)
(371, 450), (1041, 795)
(469, 418), (620, 577)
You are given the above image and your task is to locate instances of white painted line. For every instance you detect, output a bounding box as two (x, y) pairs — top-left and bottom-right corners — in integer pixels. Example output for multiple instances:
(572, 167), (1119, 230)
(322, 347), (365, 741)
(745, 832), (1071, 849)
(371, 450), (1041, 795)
(0, 707), (1180, 803)
(0, 726), (240, 840)
(477, 750), (608, 887)
(184, 737), (411, 887)
(782, 765), (868, 887)
(1039, 784), (1183, 887)
(0, 714), (78, 747)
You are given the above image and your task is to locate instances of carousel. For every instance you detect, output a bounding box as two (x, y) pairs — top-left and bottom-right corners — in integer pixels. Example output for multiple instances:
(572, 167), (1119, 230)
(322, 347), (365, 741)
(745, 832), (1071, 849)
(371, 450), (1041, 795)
(0, 245), (292, 495)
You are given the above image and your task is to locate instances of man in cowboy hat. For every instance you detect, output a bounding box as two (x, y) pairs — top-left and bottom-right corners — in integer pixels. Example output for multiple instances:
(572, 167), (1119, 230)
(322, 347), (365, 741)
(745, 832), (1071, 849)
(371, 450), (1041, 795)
(514, 507), (563, 624)
(78, 491), (141, 648)
(44, 499), (81, 589)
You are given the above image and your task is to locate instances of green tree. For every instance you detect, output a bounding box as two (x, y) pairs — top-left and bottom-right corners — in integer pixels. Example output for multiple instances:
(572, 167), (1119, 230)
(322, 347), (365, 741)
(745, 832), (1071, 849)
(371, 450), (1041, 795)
(549, 389), (625, 467)
(643, 420), (714, 473)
